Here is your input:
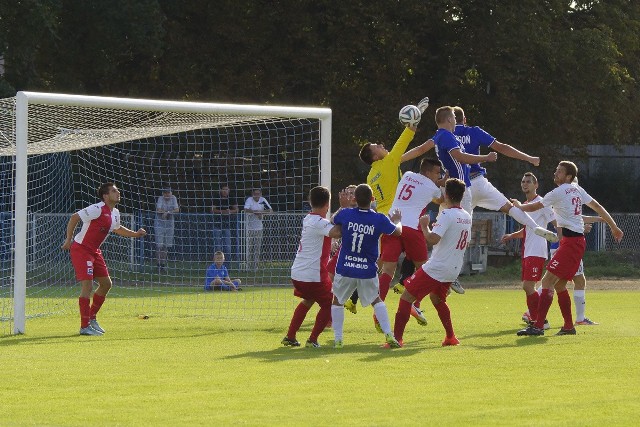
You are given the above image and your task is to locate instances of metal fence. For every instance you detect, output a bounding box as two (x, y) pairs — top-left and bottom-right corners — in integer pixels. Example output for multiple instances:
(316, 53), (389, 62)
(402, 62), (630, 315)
(23, 211), (307, 270)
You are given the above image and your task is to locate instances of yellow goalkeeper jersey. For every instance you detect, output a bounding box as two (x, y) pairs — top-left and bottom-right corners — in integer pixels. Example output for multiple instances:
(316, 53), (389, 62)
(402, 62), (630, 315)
(366, 127), (415, 215)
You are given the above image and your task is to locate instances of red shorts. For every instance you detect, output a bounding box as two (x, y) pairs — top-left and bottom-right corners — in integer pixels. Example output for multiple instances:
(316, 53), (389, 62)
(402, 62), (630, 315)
(70, 242), (108, 281)
(380, 227), (427, 263)
(546, 235), (586, 280)
(326, 253), (338, 276)
(403, 268), (449, 302)
(292, 279), (333, 306)
(521, 256), (545, 282)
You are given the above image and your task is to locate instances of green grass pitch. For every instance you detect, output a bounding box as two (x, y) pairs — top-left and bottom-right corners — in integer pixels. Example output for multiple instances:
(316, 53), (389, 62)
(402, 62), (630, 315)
(1, 288), (639, 426)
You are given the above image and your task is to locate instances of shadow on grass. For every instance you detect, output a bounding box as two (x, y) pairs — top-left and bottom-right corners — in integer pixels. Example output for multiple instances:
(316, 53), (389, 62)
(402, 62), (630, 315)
(221, 339), (426, 363)
(0, 328), (228, 347)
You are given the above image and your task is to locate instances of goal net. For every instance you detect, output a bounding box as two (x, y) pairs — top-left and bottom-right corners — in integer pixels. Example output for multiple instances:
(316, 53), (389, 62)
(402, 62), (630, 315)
(0, 92), (331, 335)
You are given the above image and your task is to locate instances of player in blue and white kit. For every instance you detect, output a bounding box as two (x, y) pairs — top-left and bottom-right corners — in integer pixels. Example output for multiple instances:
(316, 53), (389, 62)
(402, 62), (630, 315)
(330, 184), (403, 349)
(432, 106), (498, 215)
(452, 106), (558, 243)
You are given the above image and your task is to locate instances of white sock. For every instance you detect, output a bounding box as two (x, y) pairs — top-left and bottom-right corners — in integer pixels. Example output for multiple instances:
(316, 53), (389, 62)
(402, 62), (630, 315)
(373, 301), (392, 335)
(509, 206), (539, 229)
(331, 305), (345, 341)
(574, 290), (586, 322)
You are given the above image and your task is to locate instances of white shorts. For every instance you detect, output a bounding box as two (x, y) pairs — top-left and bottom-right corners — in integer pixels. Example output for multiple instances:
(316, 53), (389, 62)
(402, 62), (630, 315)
(549, 248), (584, 277)
(332, 273), (380, 307)
(470, 175), (509, 211)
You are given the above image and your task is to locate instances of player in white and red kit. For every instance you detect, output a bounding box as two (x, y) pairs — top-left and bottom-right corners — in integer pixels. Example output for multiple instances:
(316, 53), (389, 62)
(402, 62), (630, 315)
(391, 178), (472, 347)
(501, 173), (554, 328)
(61, 183), (147, 336)
(514, 161), (623, 336)
(378, 158), (444, 326)
(282, 186), (344, 348)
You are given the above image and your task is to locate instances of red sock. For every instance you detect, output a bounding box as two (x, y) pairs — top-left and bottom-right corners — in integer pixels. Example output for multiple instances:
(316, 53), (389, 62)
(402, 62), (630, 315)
(79, 297), (91, 328)
(535, 288), (554, 329)
(309, 303), (331, 342)
(526, 292), (540, 321)
(434, 300), (454, 338)
(413, 299), (421, 309)
(557, 289), (574, 329)
(394, 299), (412, 342)
(287, 302), (311, 340)
(90, 294), (106, 320)
(378, 272), (392, 301)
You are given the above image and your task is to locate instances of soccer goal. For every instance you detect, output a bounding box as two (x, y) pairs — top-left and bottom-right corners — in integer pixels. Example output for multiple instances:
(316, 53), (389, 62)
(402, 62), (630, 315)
(0, 92), (331, 335)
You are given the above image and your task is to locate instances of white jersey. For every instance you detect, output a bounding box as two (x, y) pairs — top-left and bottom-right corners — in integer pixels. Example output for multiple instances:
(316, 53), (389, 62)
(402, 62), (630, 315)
(244, 196), (273, 231)
(422, 207), (472, 282)
(291, 213), (333, 282)
(522, 195), (554, 258)
(541, 183), (593, 234)
(390, 171), (442, 229)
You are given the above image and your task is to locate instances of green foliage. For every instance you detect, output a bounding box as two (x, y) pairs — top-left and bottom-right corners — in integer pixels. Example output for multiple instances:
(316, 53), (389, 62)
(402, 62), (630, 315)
(1, 1), (639, 207)
(1, 289), (639, 425)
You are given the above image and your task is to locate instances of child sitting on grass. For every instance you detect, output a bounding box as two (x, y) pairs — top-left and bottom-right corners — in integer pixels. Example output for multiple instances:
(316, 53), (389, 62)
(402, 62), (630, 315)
(204, 251), (242, 291)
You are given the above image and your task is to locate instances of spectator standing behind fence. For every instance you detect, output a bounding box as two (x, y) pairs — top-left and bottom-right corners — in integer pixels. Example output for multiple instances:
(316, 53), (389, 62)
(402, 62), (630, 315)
(155, 188), (179, 271)
(211, 185), (239, 260)
(244, 189), (273, 269)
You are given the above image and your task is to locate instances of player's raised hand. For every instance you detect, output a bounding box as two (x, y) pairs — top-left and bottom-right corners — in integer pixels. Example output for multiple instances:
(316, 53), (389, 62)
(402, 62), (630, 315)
(485, 152), (498, 162)
(417, 96), (429, 113)
(509, 198), (523, 209)
(389, 208), (402, 224)
(136, 228), (147, 238)
(529, 156), (540, 167)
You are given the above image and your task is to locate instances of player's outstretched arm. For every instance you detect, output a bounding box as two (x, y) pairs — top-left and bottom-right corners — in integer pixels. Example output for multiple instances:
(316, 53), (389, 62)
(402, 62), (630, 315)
(114, 226), (147, 238)
(501, 228), (524, 243)
(401, 139), (434, 163)
(585, 199), (623, 242)
(491, 141), (539, 166)
(510, 199), (543, 212)
(451, 148), (497, 165)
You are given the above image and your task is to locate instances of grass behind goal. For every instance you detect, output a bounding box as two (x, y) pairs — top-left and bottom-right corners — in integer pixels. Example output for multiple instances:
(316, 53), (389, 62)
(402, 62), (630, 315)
(1, 289), (638, 426)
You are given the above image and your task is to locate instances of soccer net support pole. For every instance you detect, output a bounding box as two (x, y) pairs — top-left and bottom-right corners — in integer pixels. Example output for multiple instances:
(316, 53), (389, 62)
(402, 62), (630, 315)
(14, 93), (28, 334)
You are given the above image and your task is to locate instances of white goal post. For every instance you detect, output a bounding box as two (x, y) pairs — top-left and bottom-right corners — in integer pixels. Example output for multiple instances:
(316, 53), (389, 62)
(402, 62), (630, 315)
(3, 91), (331, 335)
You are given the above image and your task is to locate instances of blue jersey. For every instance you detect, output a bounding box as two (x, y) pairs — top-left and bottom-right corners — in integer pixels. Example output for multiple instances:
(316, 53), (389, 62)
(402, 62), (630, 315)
(454, 124), (496, 176)
(204, 264), (229, 288)
(433, 128), (471, 187)
(333, 207), (397, 279)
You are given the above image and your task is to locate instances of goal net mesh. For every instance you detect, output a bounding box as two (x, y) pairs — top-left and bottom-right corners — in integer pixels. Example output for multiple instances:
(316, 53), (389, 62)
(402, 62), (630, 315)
(0, 96), (327, 335)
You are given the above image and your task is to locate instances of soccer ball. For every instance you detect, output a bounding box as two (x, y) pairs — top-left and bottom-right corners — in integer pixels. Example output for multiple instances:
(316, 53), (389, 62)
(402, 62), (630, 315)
(398, 105), (421, 127)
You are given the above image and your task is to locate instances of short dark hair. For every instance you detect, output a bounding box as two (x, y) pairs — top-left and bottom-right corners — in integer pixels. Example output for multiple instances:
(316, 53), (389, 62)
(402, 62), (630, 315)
(435, 106), (454, 125)
(420, 157), (442, 174)
(359, 143), (374, 166)
(309, 186), (330, 208)
(559, 161), (578, 182)
(354, 183), (373, 208)
(453, 106), (465, 124)
(97, 182), (115, 200)
(523, 172), (538, 184)
(445, 178), (465, 204)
